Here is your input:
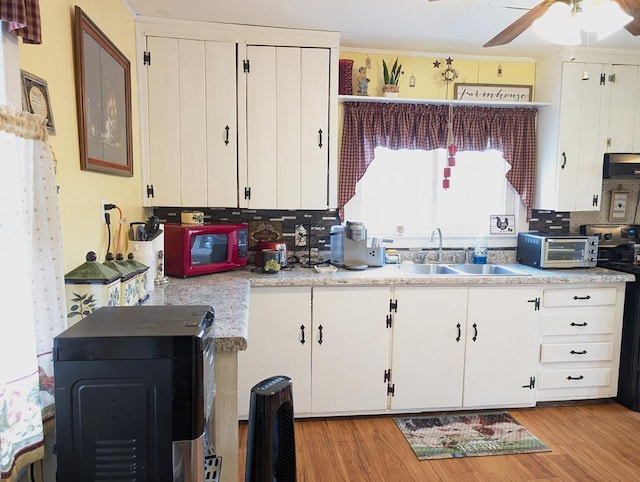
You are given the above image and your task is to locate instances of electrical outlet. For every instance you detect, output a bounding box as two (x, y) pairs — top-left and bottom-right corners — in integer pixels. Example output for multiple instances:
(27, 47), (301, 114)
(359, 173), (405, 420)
(295, 224), (307, 247)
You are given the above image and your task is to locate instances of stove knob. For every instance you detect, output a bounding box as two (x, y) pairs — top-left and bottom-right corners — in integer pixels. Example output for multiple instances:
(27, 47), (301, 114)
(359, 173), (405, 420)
(604, 233), (613, 240)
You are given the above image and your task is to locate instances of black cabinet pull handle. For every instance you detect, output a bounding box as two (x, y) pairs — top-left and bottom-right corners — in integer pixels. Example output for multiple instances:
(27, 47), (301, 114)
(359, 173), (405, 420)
(318, 324), (323, 345)
(561, 151), (567, 169)
(318, 129), (323, 148)
(300, 324), (306, 345)
(567, 375), (585, 381)
(573, 295), (591, 300)
(570, 322), (588, 327)
(224, 125), (230, 145)
(456, 323), (461, 342)
(570, 349), (587, 355)
(472, 323), (478, 342)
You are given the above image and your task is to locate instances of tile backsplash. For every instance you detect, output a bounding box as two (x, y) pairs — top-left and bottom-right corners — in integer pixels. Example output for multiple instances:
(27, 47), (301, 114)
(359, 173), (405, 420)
(152, 207), (340, 265)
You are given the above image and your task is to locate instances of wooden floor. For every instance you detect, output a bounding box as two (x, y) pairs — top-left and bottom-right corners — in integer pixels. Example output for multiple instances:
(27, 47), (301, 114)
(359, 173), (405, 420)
(238, 401), (640, 481)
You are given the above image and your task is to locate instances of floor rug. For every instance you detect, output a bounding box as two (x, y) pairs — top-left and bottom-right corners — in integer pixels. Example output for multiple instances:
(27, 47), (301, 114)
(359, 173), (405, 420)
(394, 411), (551, 460)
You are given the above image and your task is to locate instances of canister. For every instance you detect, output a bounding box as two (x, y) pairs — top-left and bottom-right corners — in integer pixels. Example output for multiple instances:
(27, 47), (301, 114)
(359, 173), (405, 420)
(104, 253), (139, 306)
(64, 251), (121, 325)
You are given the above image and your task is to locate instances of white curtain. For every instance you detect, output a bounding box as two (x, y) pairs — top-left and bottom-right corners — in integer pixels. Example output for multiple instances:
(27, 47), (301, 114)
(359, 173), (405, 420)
(0, 105), (66, 481)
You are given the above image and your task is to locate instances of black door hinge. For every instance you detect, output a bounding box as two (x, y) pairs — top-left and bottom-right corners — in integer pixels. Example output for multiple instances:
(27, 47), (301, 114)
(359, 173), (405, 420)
(146, 184), (154, 198)
(143, 51), (151, 66)
(592, 194), (599, 207)
(522, 376), (536, 389)
(243, 59), (250, 73)
(527, 297), (540, 310)
(387, 384), (395, 396)
(244, 187), (251, 200)
(600, 72), (606, 85)
(386, 314), (392, 328)
(389, 299), (398, 313)
(384, 369), (391, 383)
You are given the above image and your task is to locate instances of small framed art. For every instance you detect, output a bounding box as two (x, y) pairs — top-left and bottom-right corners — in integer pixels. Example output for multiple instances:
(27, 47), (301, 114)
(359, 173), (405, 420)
(609, 190), (630, 221)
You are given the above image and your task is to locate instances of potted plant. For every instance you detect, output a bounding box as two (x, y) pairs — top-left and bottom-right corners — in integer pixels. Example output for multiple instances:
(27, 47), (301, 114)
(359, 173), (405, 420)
(382, 57), (402, 97)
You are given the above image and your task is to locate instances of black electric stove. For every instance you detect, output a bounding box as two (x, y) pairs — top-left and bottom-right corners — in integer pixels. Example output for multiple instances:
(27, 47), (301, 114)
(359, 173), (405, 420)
(580, 224), (640, 411)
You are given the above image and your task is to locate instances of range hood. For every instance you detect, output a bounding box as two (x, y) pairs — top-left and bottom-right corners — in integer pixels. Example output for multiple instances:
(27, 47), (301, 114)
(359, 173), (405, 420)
(603, 153), (640, 179)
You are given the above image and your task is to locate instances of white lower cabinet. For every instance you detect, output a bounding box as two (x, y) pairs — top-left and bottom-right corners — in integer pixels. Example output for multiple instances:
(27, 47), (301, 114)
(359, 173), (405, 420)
(390, 287), (467, 410)
(239, 281), (627, 418)
(238, 285), (390, 418)
(537, 284), (625, 402)
(311, 286), (391, 414)
(238, 287), (312, 418)
(390, 286), (541, 411)
(462, 287), (541, 408)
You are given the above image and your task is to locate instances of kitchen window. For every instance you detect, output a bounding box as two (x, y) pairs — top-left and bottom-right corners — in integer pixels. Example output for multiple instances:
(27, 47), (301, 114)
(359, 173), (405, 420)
(343, 146), (527, 245)
(338, 102), (536, 247)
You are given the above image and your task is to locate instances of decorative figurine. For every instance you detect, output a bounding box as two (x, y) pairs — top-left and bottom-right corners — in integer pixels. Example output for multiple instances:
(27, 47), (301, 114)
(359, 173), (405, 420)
(356, 66), (370, 96)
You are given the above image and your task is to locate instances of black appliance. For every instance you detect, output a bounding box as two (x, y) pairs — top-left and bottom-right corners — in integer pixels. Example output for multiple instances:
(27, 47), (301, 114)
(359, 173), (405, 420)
(53, 305), (217, 481)
(245, 376), (296, 482)
(580, 224), (640, 411)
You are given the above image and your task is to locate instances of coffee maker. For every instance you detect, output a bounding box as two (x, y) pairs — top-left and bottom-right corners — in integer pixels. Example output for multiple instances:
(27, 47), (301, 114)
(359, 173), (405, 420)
(342, 221), (368, 270)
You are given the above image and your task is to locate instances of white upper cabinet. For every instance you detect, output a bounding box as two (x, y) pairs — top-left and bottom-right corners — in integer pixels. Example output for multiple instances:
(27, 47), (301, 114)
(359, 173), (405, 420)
(242, 46), (331, 210)
(606, 64), (640, 153)
(143, 36), (238, 207)
(535, 59), (611, 212)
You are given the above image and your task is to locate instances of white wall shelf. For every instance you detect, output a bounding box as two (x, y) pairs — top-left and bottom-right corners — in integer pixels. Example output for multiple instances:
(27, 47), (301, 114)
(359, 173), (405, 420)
(338, 94), (549, 108)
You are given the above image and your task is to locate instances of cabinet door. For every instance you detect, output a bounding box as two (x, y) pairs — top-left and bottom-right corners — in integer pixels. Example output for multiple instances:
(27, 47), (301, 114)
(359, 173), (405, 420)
(205, 42), (239, 207)
(311, 286), (390, 414)
(391, 287), (467, 410)
(556, 62), (610, 211)
(245, 45), (278, 208)
(146, 36), (182, 206)
(300, 48), (330, 209)
(238, 287), (312, 418)
(146, 37), (237, 207)
(463, 287), (540, 407)
(244, 46), (330, 209)
(607, 65), (640, 153)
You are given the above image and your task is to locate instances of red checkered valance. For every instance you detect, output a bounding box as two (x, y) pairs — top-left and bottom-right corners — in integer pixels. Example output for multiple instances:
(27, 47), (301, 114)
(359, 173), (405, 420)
(338, 102), (537, 220)
(0, 0), (42, 44)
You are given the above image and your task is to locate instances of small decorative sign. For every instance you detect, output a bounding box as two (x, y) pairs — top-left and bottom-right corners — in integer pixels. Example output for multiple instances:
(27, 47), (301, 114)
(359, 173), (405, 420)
(21, 70), (55, 135)
(609, 190), (630, 221)
(454, 83), (532, 103)
(490, 214), (516, 235)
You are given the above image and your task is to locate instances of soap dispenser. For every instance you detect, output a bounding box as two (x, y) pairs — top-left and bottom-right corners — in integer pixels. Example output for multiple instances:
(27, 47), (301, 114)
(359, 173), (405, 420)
(473, 237), (488, 264)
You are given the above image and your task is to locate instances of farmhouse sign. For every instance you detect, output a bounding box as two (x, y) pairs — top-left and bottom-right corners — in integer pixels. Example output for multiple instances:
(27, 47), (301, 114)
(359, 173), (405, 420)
(454, 83), (532, 103)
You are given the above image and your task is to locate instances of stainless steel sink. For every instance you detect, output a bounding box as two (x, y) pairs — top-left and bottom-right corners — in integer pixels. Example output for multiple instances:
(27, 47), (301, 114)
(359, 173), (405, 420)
(394, 264), (459, 275)
(446, 264), (530, 275)
(394, 263), (530, 276)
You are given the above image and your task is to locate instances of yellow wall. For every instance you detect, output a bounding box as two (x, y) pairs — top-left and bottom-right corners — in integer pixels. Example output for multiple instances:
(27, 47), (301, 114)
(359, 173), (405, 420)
(19, 0), (145, 273)
(340, 51), (536, 99)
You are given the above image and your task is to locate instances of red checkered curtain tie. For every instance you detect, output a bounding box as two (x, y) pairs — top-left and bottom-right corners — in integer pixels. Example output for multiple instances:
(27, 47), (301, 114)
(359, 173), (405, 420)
(0, 0), (42, 44)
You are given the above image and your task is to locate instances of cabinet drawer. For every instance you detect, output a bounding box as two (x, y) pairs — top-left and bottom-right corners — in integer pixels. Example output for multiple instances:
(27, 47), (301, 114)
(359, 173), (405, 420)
(542, 287), (617, 308)
(540, 342), (614, 363)
(538, 367), (611, 389)
(541, 313), (615, 335)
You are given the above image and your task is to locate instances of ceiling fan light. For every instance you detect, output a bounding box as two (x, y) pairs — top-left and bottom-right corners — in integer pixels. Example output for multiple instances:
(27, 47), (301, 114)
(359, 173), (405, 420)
(532, 2), (582, 46)
(581, 0), (633, 39)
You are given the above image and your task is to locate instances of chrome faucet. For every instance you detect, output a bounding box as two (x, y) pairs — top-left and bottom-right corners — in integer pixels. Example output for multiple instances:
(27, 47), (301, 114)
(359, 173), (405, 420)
(430, 227), (443, 262)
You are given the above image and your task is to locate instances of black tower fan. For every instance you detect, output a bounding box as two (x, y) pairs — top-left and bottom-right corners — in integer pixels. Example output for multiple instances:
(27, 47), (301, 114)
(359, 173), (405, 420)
(245, 376), (296, 481)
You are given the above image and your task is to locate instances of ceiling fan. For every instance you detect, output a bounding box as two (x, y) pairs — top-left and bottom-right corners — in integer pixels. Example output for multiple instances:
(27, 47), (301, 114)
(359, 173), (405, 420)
(482, 0), (640, 48)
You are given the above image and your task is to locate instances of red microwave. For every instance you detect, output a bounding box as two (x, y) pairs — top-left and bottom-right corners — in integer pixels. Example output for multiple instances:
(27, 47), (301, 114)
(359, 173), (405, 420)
(164, 223), (249, 277)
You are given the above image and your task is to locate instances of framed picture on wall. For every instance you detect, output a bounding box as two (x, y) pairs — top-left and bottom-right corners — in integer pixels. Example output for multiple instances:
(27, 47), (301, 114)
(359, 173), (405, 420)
(74, 6), (133, 176)
(609, 190), (630, 221)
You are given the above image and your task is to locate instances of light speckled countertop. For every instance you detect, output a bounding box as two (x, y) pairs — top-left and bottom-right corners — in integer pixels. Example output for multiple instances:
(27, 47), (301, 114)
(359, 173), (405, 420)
(145, 264), (635, 352)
